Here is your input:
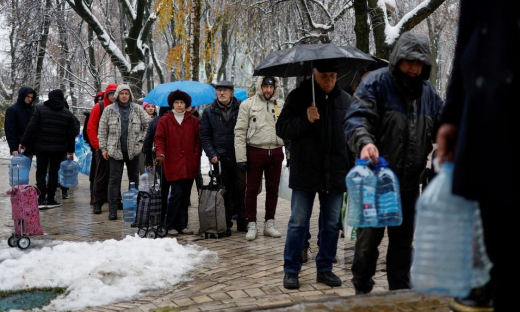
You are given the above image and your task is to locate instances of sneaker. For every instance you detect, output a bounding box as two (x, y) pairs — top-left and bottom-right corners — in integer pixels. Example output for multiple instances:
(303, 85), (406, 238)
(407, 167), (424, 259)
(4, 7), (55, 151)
(180, 228), (194, 235)
(168, 229), (179, 236)
(245, 222), (258, 241)
(316, 271), (342, 287)
(38, 198), (47, 209)
(46, 199), (62, 208)
(263, 219), (281, 238)
(61, 189), (68, 199)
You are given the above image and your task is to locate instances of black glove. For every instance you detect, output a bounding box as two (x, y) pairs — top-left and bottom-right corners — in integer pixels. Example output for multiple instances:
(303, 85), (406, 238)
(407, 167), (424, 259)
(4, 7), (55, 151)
(286, 159), (290, 168)
(237, 162), (247, 172)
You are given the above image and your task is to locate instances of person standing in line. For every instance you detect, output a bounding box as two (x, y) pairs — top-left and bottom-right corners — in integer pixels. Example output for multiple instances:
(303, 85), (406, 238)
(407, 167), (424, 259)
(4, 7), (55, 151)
(139, 101), (157, 174)
(19, 89), (78, 208)
(276, 59), (352, 289)
(200, 80), (245, 236)
(83, 91), (104, 204)
(154, 90), (201, 235)
(88, 83), (118, 215)
(345, 31), (443, 295)
(436, 1), (516, 311)
(5, 87), (38, 161)
(98, 84), (150, 220)
(234, 76), (285, 241)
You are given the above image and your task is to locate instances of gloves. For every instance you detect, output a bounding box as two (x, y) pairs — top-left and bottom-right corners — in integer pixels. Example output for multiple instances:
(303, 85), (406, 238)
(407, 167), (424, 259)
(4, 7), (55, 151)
(286, 159), (290, 168)
(237, 162), (247, 172)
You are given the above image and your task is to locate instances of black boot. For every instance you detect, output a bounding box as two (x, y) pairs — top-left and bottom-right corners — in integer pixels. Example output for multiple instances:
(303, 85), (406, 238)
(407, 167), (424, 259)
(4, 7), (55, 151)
(108, 208), (118, 220)
(449, 284), (494, 312)
(93, 204), (102, 214)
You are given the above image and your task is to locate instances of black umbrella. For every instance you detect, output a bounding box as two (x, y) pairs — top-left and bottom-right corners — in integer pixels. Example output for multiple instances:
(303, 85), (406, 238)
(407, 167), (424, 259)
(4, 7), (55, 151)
(337, 54), (389, 93)
(253, 43), (375, 105)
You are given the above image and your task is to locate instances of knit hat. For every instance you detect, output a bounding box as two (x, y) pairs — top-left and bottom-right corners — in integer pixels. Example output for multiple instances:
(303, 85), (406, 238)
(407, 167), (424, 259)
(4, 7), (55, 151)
(167, 89), (192, 108)
(114, 84), (134, 102)
(142, 101), (153, 109)
(48, 89), (65, 100)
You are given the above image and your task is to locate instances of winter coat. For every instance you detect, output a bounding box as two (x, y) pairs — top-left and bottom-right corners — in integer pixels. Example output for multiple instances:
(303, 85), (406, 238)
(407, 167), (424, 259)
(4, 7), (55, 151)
(200, 97), (241, 164)
(345, 32), (443, 191)
(20, 97), (77, 154)
(276, 79), (352, 193)
(4, 87), (37, 155)
(234, 76), (285, 163)
(154, 112), (201, 181)
(98, 101), (150, 161)
(87, 84), (118, 149)
(142, 107), (171, 166)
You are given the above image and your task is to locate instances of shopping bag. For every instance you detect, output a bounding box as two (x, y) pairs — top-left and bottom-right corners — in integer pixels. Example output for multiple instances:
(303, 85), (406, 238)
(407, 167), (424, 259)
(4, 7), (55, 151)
(341, 192), (356, 241)
(198, 161), (227, 236)
(278, 166), (291, 201)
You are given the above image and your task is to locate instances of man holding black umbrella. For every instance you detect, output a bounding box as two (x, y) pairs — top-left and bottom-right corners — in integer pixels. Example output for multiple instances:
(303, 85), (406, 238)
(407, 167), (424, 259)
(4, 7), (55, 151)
(276, 59), (353, 289)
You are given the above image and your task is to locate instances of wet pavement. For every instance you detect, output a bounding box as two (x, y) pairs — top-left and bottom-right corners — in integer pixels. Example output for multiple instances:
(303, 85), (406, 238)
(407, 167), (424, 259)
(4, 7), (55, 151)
(0, 158), (453, 311)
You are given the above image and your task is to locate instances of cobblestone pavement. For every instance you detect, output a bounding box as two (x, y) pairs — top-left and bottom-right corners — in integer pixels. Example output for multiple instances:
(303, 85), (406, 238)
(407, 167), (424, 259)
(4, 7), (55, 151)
(0, 158), (452, 311)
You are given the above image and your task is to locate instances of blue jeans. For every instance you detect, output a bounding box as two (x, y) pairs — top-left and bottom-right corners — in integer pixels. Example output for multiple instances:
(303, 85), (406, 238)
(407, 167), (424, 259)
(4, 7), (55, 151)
(284, 189), (342, 274)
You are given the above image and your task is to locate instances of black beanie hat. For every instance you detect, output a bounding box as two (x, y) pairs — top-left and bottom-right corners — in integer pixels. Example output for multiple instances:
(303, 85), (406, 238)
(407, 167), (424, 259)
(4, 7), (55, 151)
(48, 89), (65, 100)
(167, 89), (192, 108)
(261, 77), (276, 86)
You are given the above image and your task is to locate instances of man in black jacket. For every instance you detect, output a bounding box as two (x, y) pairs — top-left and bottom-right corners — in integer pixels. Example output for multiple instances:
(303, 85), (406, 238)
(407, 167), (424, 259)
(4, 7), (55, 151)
(276, 59), (352, 289)
(345, 31), (443, 294)
(4, 87), (37, 159)
(200, 80), (246, 236)
(20, 89), (78, 208)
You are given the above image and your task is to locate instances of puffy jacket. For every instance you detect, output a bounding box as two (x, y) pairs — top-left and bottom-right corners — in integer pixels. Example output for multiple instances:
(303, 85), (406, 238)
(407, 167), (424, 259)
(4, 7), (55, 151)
(200, 97), (241, 164)
(87, 84), (118, 149)
(154, 112), (201, 181)
(20, 97), (77, 154)
(4, 87), (37, 155)
(345, 32), (444, 191)
(234, 76), (285, 163)
(276, 79), (352, 192)
(98, 101), (150, 161)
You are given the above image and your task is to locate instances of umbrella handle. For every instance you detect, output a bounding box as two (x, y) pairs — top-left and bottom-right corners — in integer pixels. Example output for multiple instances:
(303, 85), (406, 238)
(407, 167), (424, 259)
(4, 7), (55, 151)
(311, 75), (316, 107)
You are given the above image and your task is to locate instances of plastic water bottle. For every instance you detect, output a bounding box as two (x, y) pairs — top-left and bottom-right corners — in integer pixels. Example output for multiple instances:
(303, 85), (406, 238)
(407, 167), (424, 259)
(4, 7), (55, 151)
(9, 150), (31, 186)
(411, 162), (479, 297)
(123, 182), (139, 222)
(59, 158), (79, 188)
(374, 157), (402, 226)
(139, 168), (154, 192)
(345, 158), (378, 227)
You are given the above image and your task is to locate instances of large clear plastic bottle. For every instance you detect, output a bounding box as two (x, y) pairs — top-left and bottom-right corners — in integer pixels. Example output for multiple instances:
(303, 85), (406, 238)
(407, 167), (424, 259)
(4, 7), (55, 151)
(59, 158), (79, 188)
(345, 158), (378, 227)
(9, 149), (31, 186)
(374, 157), (402, 226)
(123, 182), (138, 222)
(139, 168), (154, 192)
(412, 162), (484, 297)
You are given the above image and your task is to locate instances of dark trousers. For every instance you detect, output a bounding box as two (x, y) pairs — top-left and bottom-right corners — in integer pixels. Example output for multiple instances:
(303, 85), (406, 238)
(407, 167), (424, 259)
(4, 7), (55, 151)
(351, 188), (419, 291)
(88, 146), (96, 193)
(163, 178), (193, 231)
(93, 149), (110, 204)
(36, 151), (65, 201)
(213, 162), (246, 229)
(108, 155), (139, 211)
(245, 146), (284, 222)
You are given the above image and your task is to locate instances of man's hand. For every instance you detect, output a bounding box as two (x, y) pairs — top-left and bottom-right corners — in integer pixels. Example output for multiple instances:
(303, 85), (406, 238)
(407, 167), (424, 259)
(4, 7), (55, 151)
(102, 150), (109, 160)
(360, 143), (379, 164)
(237, 162), (247, 172)
(155, 155), (165, 166)
(307, 106), (320, 123)
(210, 156), (218, 164)
(435, 124), (458, 165)
(12, 151), (19, 156)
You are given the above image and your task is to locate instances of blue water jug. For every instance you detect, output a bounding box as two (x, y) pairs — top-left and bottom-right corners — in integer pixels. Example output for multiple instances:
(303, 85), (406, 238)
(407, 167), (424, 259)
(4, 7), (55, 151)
(345, 158), (378, 227)
(138, 168), (154, 192)
(411, 162), (479, 297)
(59, 158), (79, 188)
(8, 150), (31, 186)
(123, 182), (139, 222)
(374, 157), (402, 227)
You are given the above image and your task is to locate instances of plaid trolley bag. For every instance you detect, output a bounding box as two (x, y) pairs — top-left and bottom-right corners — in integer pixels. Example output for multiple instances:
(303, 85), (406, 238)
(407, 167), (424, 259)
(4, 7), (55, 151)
(198, 161), (227, 239)
(6, 184), (44, 249)
(131, 170), (166, 239)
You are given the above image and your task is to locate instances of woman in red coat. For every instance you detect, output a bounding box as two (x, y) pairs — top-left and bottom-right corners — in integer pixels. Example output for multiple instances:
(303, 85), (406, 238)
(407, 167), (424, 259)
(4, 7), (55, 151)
(154, 90), (201, 235)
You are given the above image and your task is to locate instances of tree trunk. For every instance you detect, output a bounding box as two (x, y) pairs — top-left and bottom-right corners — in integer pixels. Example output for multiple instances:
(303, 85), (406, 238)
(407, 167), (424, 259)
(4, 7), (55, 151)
(217, 21), (229, 82)
(34, 0), (53, 95)
(190, 0), (201, 81)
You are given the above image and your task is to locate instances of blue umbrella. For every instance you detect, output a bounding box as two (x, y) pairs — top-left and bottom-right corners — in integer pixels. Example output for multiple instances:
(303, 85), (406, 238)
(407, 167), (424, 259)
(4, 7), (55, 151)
(234, 88), (248, 101)
(143, 81), (215, 107)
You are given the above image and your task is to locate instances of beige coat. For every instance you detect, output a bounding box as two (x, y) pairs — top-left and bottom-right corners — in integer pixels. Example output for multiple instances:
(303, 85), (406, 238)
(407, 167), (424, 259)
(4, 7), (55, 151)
(234, 76), (285, 163)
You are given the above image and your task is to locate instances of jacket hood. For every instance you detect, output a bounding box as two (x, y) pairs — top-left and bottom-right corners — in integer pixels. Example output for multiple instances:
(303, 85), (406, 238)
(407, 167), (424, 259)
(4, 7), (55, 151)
(388, 31), (432, 80)
(94, 91), (104, 105)
(44, 97), (66, 111)
(103, 83), (119, 107)
(114, 84), (134, 103)
(255, 76), (281, 101)
(16, 86), (37, 106)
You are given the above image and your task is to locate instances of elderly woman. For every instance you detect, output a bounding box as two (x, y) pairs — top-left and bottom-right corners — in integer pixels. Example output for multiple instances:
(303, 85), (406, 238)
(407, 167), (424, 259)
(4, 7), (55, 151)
(154, 90), (201, 235)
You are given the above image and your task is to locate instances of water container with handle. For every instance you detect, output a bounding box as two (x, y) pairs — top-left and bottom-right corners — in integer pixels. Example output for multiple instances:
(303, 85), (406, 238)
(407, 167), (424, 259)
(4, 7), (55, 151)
(59, 158), (79, 188)
(411, 162), (491, 297)
(345, 158), (378, 227)
(139, 168), (154, 192)
(8, 149), (31, 186)
(123, 182), (139, 222)
(374, 156), (402, 227)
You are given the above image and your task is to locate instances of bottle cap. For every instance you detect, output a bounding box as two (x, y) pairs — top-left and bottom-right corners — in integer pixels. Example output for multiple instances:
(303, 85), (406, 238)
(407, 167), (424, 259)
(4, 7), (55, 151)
(355, 158), (368, 165)
(374, 157), (388, 168)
